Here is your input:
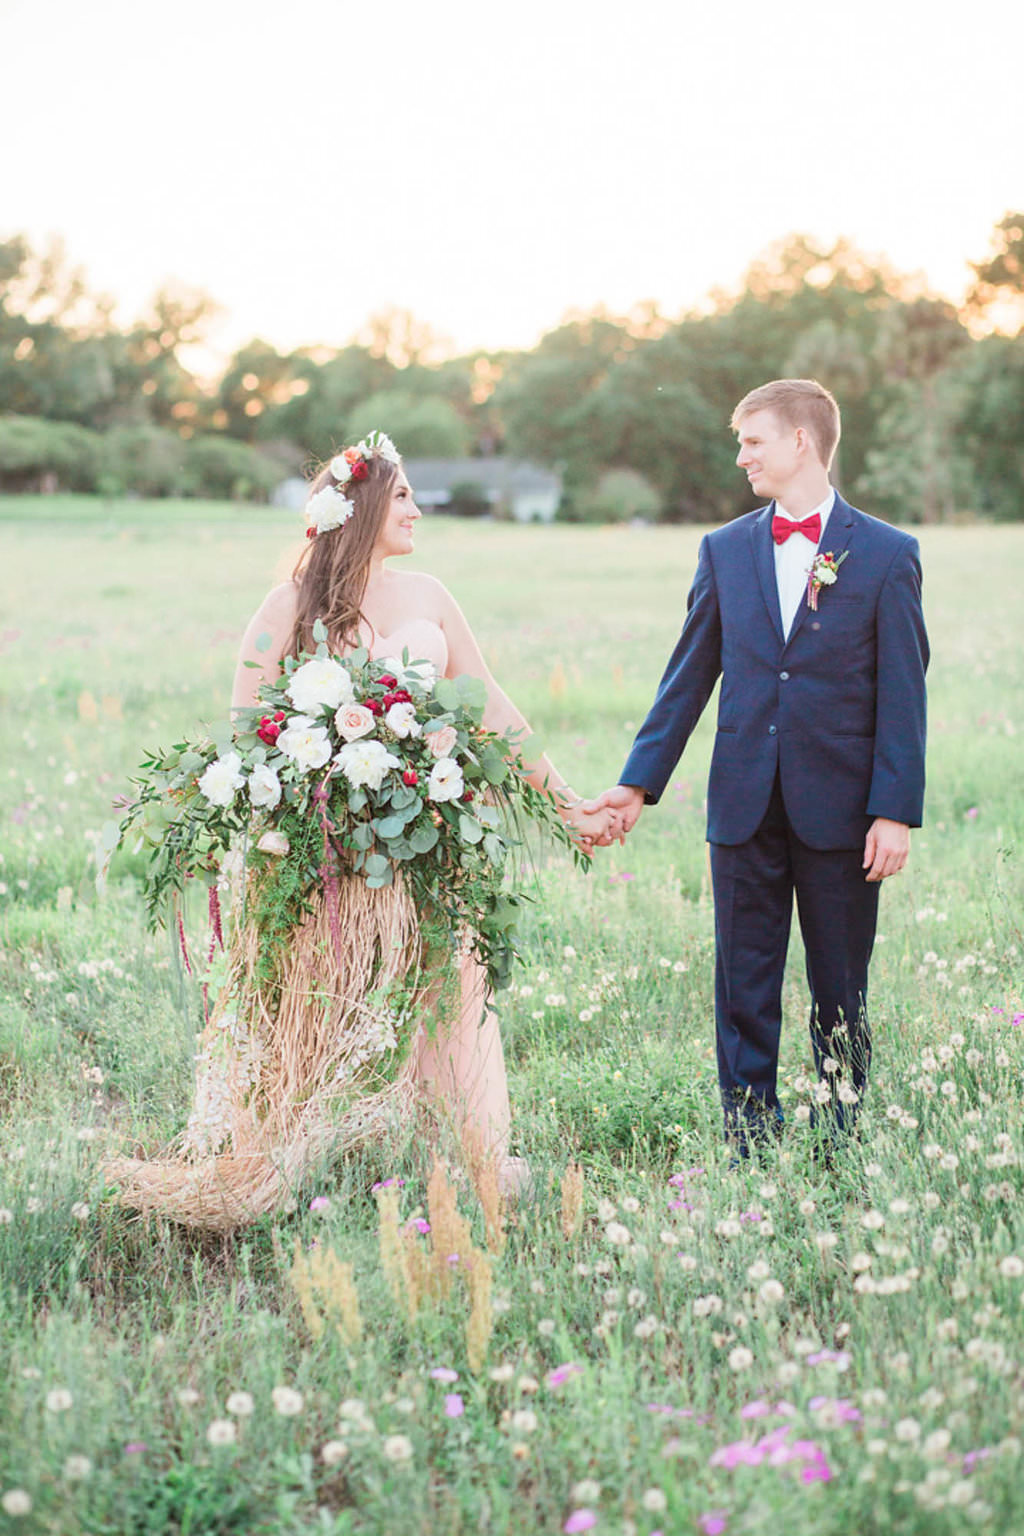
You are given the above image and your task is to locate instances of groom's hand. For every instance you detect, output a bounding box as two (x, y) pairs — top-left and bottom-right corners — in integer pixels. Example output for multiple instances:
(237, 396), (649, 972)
(583, 784), (646, 846)
(863, 817), (910, 882)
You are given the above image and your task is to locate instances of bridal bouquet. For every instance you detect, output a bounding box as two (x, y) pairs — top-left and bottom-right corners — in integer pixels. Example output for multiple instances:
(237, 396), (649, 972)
(117, 623), (583, 990)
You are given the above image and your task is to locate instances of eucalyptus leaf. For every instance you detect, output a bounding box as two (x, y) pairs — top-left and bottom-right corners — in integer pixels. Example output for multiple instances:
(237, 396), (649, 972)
(350, 823), (374, 850)
(459, 815), (483, 845)
(364, 853), (392, 879)
(366, 870), (394, 889)
(312, 618), (329, 644)
(433, 678), (459, 711)
(409, 823), (439, 854)
(349, 788), (367, 813)
(179, 752), (205, 773)
(483, 833), (505, 864)
(374, 815), (405, 839)
(456, 674), (489, 711)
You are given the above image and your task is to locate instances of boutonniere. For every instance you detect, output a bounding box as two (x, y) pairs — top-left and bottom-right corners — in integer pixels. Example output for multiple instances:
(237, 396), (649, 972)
(806, 550), (849, 611)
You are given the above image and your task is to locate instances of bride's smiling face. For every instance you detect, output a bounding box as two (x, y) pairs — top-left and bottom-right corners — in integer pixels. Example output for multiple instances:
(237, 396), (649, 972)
(375, 471), (422, 558)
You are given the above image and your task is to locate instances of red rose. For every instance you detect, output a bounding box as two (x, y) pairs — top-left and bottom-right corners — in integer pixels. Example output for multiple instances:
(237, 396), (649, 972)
(365, 698), (383, 716)
(403, 768), (418, 787)
(257, 720), (281, 746)
(350, 459), (369, 480)
(461, 788), (475, 803)
(379, 674), (398, 689)
(273, 710), (285, 722)
(392, 688), (412, 705)
(382, 692), (398, 710)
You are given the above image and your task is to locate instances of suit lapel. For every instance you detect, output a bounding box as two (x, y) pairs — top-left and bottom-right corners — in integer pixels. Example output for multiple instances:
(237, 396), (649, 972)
(784, 493), (856, 649)
(751, 503), (785, 645)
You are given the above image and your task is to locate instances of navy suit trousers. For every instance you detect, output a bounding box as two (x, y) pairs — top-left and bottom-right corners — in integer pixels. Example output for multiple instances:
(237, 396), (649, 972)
(709, 774), (879, 1145)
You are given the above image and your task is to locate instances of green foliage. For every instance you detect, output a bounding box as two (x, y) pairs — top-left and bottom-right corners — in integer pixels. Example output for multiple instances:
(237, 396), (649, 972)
(0, 414), (105, 492)
(344, 391), (469, 458)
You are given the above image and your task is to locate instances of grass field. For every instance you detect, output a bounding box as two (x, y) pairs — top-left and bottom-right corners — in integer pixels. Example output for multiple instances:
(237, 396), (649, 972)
(1, 495), (1022, 1534)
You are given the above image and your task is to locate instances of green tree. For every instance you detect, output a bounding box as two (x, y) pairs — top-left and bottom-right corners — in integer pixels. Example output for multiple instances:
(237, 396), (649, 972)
(345, 391), (469, 458)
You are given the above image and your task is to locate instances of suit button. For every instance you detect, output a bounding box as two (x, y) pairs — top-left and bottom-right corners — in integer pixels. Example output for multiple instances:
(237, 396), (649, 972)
(779, 670), (790, 681)
(768, 725), (777, 736)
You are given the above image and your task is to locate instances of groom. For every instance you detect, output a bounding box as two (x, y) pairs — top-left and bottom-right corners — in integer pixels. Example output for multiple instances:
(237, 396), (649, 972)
(593, 379), (929, 1157)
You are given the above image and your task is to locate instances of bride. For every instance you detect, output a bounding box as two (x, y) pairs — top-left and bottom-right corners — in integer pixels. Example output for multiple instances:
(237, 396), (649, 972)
(109, 432), (612, 1226)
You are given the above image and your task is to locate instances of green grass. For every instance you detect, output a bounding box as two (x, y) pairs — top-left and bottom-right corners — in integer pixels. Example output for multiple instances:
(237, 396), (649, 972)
(0, 496), (1022, 1533)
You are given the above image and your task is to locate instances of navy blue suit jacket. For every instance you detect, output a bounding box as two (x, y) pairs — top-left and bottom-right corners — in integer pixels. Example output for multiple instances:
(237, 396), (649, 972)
(620, 495), (929, 850)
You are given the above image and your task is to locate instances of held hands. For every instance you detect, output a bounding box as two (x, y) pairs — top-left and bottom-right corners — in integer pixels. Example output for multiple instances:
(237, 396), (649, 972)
(562, 800), (617, 853)
(863, 817), (910, 882)
(578, 784), (646, 848)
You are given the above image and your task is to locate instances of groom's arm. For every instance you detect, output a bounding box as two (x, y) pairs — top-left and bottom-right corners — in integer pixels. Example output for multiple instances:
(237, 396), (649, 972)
(619, 534), (724, 804)
(866, 536), (929, 828)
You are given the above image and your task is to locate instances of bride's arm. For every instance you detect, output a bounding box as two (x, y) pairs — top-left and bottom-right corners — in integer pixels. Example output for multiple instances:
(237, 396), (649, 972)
(230, 582), (298, 712)
(434, 581), (614, 841)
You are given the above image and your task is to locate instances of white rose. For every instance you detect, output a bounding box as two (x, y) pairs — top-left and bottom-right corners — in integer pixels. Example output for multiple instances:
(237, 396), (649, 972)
(278, 721), (332, 772)
(256, 830), (290, 856)
(815, 562), (838, 585)
(427, 757), (464, 803)
(335, 739), (402, 792)
(385, 702), (421, 739)
(248, 763), (282, 809)
(380, 656), (438, 692)
(286, 657), (354, 714)
(305, 485), (354, 535)
(358, 430), (401, 465)
(198, 751), (245, 808)
(329, 454), (353, 484)
(335, 703), (376, 742)
(424, 724), (458, 759)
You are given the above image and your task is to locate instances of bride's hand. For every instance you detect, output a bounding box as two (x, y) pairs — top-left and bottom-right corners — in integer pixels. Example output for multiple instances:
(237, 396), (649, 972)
(562, 802), (615, 852)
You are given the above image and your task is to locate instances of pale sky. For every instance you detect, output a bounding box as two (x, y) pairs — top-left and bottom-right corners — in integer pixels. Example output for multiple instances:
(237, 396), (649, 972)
(3, 0), (1022, 365)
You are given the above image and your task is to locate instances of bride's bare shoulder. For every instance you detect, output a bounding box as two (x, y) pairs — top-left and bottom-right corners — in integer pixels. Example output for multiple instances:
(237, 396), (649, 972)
(256, 580), (300, 620)
(389, 567), (451, 607)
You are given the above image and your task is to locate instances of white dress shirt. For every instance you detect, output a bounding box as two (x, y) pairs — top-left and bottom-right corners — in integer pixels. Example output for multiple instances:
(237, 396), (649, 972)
(773, 489), (835, 638)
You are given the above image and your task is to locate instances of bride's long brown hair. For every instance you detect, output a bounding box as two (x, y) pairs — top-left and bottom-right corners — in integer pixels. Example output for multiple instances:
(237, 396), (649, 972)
(289, 450), (400, 657)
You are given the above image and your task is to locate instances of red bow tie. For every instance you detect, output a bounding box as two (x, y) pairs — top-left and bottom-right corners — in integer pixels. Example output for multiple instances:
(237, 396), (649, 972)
(772, 512), (821, 545)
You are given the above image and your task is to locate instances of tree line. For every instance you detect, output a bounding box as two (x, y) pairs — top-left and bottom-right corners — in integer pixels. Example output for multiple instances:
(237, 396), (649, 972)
(1, 214), (1022, 521)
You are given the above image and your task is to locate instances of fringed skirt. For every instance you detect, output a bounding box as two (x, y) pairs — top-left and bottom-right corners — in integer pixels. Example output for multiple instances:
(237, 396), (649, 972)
(105, 873), (450, 1230)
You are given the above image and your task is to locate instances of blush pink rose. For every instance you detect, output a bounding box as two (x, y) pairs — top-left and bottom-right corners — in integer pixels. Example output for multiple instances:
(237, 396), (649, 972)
(424, 724), (458, 759)
(335, 703), (376, 742)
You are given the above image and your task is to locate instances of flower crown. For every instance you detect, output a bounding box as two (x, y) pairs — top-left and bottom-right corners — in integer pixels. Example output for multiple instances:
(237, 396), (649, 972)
(304, 429), (402, 538)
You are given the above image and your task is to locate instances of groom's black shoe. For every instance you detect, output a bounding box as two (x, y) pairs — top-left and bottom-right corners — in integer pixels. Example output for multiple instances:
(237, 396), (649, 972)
(724, 1092), (784, 1167)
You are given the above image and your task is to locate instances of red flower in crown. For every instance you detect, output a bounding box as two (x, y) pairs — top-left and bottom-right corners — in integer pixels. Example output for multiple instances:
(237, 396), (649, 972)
(343, 447), (362, 465)
(350, 459), (369, 480)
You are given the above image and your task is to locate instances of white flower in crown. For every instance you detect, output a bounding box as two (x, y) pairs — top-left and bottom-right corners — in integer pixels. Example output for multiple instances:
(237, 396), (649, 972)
(306, 484), (355, 535)
(357, 429), (401, 465)
(329, 453), (354, 485)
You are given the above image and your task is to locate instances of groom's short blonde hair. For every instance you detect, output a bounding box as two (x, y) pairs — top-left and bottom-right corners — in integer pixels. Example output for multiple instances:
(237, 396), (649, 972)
(731, 379), (841, 469)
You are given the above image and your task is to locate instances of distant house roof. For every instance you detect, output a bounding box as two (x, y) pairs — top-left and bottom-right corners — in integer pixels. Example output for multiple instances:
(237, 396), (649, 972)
(403, 457), (561, 499)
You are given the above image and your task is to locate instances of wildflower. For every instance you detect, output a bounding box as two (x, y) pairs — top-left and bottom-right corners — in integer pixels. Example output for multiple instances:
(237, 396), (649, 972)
(124, 1442), (148, 1454)
(596, 1198), (617, 1222)
(63, 1455), (92, 1480)
(605, 1221), (631, 1245)
(206, 1419), (237, 1446)
(641, 1487), (668, 1512)
(226, 1391), (254, 1416)
(1, 1490), (32, 1516)
(490, 1363), (515, 1383)
(539, 1319), (557, 1337)
(430, 1367), (459, 1383)
(0, 1208), (12, 1224)
(547, 1363), (583, 1387)
(45, 1388), (73, 1412)
(999, 1255), (1024, 1278)
(443, 1392), (465, 1418)
(700, 1514), (729, 1536)
(728, 1347), (754, 1371)
(571, 1479), (602, 1502)
(382, 1434), (414, 1463)
(860, 1210), (885, 1231)
(621, 1196), (640, 1214)
(321, 1439), (348, 1466)
(511, 1409), (538, 1433)
(759, 1279), (785, 1305)
(564, 1512), (597, 1534)
(176, 1388), (201, 1407)
(271, 1386), (304, 1416)
(895, 1419), (921, 1442)
(309, 1195), (331, 1213)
